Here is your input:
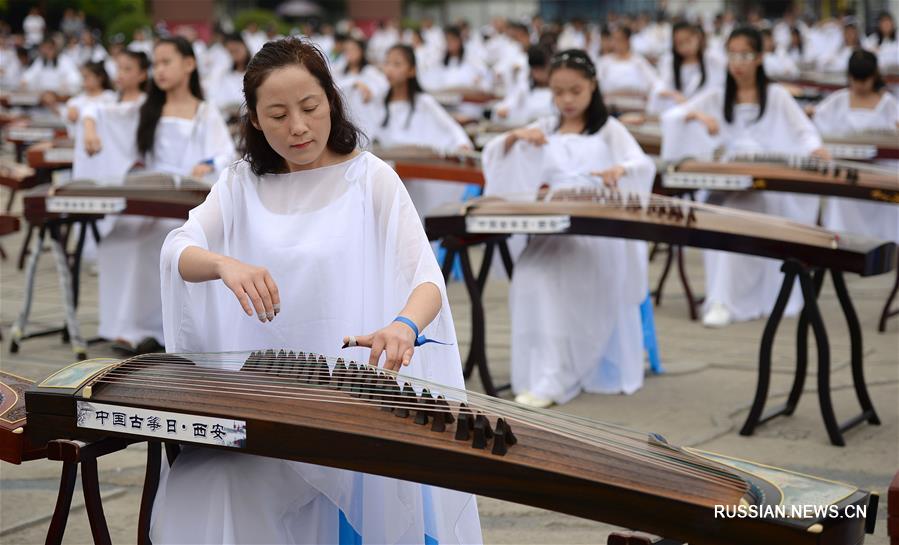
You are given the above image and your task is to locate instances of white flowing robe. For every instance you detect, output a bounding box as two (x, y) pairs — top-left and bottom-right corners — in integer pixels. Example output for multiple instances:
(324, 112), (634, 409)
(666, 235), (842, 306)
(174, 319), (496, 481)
(334, 65), (390, 142)
(155, 152), (481, 545)
(21, 56), (82, 96)
(647, 51), (726, 115)
(482, 117), (655, 402)
(77, 100), (235, 345)
(813, 89), (899, 243)
(371, 94), (473, 221)
(661, 84), (823, 321)
(596, 53), (660, 96)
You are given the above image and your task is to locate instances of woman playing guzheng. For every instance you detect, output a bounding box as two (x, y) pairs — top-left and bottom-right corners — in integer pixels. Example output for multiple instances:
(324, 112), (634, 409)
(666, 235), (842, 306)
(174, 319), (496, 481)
(660, 27), (830, 328)
(156, 38), (482, 544)
(481, 49), (656, 408)
(811, 49), (899, 244)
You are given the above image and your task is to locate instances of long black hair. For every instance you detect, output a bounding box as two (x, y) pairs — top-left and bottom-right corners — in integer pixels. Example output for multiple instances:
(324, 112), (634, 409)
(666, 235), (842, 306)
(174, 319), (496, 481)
(875, 12), (897, 45)
(671, 21), (706, 92)
(790, 26), (804, 55)
(382, 44), (424, 129)
(119, 50), (150, 94)
(848, 49), (886, 91)
(137, 37), (203, 155)
(723, 27), (768, 124)
(82, 61), (113, 91)
(528, 45), (550, 89)
(443, 26), (465, 66)
(240, 37), (360, 176)
(342, 37), (368, 74)
(224, 33), (251, 72)
(549, 49), (609, 135)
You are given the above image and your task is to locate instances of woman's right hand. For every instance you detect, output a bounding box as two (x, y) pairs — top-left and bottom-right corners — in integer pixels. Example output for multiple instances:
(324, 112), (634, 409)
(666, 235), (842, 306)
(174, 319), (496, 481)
(687, 111), (719, 136)
(504, 126), (547, 153)
(84, 129), (102, 155)
(217, 256), (281, 322)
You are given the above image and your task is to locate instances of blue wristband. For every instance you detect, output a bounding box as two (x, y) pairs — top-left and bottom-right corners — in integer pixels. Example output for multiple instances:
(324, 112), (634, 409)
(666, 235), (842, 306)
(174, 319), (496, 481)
(393, 316), (450, 347)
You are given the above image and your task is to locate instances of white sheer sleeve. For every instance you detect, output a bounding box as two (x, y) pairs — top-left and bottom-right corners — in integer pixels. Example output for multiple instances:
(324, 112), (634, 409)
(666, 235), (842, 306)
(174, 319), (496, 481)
(602, 118), (657, 195)
(417, 94), (472, 151)
(771, 84), (822, 154)
(362, 155), (465, 394)
(199, 103), (238, 177)
(660, 86), (722, 161)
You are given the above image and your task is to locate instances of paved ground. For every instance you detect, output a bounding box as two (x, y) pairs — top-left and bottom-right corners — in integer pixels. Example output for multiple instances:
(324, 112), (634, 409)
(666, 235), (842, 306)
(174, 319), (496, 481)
(1, 208), (897, 544)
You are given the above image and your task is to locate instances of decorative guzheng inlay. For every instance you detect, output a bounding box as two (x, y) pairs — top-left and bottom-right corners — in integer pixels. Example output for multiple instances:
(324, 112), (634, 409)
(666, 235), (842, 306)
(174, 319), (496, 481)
(24, 352), (878, 544)
(663, 153), (899, 203)
(0, 371), (47, 464)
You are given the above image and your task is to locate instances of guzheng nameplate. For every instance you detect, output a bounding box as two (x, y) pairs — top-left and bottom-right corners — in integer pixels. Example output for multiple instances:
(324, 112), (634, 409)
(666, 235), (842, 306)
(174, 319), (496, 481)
(76, 400), (247, 448)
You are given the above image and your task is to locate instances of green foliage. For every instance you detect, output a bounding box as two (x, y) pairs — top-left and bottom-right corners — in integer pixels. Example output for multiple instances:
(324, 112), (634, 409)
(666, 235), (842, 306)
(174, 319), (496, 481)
(233, 8), (288, 34)
(75, 0), (146, 28)
(106, 12), (153, 43)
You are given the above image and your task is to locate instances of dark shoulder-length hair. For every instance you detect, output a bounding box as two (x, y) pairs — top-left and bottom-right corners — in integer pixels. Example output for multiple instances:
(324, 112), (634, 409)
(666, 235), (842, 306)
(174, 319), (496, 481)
(672, 21), (706, 92)
(137, 37), (203, 155)
(724, 27), (768, 124)
(119, 50), (150, 94)
(343, 37), (369, 73)
(549, 49), (609, 135)
(83, 61), (113, 91)
(240, 37), (361, 176)
(443, 26), (465, 66)
(875, 12), (897, 45)
(224, 33), (251, 72)
(848, 48), (886, 91)
(382, 44), (424, 129)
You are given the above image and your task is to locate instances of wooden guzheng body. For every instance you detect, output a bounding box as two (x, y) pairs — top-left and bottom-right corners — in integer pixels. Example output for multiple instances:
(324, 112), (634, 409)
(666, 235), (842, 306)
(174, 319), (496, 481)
(662, 156), (899, 203)
(426, 188), (896, 276)
(26, 140), (74, 170)
(371, 145), (484, 185)
(0, 371), (46, 464)
(24, 353), (878, 544)
(23, 172), (210, 223)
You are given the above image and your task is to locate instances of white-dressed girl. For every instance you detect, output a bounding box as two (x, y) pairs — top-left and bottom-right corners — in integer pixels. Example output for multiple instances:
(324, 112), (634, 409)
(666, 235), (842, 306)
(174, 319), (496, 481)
(484, 49), (656, 408)
(206, 33), (251, 114)
(80, 37), (235, 353)
(62, 61), (117, 137)
(21, 38), (82, 100)
(155, 36), (481, 545)
(812, 49), (899, 243)
(596, 26), (660, 104)
(661, 27), (829, 327)
(332, 37), (389, 139)
(648, 21), (725, 115)
(371, 44), (473, 220)
(492, 45), (555, 127)
(864, 12), (899, 70)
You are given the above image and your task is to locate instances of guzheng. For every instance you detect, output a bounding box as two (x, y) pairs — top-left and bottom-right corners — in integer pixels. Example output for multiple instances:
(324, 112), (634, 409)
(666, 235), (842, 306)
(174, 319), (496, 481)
(23, 172), (210, 223)
(371, 145), (484, 186)
(26, 140), (74, 170)
(822, 132), (899, 161)
(1, 371), (46, 464)
(24, 353), (878, 544)
(661, 155), (899, 204)
(425, 188), (896, 276)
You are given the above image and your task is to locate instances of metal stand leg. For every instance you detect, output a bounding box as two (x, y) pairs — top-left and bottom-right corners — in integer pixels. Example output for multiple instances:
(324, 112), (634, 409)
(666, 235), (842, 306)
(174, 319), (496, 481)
(739, 262), (799, 437)
(831, 270), (881, 430)
(10, 224), (47, 353)
(879, 266), (899, 333)
(675, 246), (700, 321)
(786, 270), (825, 416)
(653, 245), (674, 308)
(47, 223), (86, 358)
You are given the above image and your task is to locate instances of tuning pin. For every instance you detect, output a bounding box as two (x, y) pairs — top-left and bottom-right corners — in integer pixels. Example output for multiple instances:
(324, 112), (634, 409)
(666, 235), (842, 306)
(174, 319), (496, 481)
(471, 414), (494, 449)
(491, 418), (517, 455)
(454, 404), (473, 440)
(394, 383), (416, 418)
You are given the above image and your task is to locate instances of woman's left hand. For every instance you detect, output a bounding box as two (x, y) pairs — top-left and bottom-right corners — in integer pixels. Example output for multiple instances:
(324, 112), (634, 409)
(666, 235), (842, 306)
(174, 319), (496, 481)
(191, 163), (213, 178)
(811, 147), (832, 161)
(591, 165), (626, 187)
(343, 320), (417, 372)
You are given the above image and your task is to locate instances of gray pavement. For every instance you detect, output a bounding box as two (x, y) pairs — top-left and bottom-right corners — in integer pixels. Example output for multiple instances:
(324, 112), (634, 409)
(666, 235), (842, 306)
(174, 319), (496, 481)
(1, 216), (897, 544)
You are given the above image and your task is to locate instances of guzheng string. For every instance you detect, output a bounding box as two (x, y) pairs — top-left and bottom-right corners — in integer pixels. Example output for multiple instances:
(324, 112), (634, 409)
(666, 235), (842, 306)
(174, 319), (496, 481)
(93, 352), (748, 493)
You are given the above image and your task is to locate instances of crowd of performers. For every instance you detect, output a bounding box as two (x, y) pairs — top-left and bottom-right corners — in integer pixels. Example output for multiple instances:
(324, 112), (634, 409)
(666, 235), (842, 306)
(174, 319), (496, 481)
(2, 7), (898, 543)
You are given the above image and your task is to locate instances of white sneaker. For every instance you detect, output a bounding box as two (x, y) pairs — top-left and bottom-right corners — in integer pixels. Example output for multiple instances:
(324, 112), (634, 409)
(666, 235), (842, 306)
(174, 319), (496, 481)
(514, 391), (554, 408)
(702, 302), (732, 328)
